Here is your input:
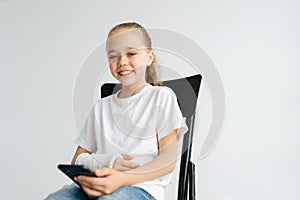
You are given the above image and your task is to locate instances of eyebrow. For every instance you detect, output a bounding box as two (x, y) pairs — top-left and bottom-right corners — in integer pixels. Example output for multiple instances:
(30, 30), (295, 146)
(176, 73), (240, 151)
(107, 47), (138, 54)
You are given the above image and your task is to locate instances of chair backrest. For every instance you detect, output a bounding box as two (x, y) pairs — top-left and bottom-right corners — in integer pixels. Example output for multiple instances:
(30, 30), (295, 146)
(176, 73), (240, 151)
(101, 74), (202, 200)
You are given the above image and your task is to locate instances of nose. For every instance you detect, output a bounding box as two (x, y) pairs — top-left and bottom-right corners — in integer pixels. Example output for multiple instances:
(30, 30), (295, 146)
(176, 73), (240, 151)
(117, 53), (128, 67)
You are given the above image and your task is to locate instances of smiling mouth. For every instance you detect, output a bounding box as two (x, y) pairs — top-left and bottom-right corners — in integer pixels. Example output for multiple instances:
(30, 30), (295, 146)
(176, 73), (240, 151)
(118, 70), (133, 76)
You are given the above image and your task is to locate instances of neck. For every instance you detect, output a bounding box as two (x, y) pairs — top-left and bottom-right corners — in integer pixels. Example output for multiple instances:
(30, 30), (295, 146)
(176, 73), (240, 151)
(118, 81), (148, 99)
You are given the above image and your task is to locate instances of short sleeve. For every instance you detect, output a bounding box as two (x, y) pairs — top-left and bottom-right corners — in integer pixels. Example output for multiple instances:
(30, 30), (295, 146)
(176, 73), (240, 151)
(74, 102), (101, 153)
(156, 87), (188, 141)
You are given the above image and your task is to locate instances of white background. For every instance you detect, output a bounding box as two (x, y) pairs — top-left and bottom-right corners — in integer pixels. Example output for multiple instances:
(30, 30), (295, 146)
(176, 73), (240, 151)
(1, 0), (299, 199)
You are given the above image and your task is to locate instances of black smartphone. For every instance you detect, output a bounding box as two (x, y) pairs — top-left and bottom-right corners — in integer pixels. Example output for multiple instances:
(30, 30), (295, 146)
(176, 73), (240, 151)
(58, 164), (97, 185)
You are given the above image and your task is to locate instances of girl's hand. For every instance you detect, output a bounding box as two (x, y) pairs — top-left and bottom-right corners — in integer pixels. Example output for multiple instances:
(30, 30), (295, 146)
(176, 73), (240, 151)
(74, 168), (128, 198)
(113, 154), (140, 171)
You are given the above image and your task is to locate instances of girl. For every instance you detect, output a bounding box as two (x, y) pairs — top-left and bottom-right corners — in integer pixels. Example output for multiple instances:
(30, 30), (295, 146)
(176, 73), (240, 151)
(46, 22), (188, 200)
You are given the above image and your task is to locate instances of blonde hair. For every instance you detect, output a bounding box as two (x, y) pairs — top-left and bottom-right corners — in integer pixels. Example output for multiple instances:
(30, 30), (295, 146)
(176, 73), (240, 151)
(106, 22), (162, 86)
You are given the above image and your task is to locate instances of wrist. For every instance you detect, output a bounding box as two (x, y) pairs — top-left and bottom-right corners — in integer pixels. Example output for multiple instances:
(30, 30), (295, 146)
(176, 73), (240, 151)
(122, 172), (134, 186)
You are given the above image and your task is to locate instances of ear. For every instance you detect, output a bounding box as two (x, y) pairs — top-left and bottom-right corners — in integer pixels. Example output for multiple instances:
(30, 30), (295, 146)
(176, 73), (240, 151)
(148, 49), (154, 66)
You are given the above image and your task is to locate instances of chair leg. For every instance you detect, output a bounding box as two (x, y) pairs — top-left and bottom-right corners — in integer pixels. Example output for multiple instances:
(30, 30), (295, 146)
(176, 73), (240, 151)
(188, 161), (196, 200)
(178, 151), (189, 200)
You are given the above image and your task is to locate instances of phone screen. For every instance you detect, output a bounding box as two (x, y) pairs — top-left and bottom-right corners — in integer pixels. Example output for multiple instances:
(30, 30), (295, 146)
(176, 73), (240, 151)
(58, 164), (97, 185)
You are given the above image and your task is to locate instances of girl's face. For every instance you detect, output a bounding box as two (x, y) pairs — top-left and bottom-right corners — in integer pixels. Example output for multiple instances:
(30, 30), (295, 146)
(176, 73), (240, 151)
(106, 29), (154, 87)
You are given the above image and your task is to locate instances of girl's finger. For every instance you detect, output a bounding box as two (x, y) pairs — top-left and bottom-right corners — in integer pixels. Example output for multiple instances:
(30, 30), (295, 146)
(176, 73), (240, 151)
(77, 177), (93, 189)
(118, 165), (132, 172)
(81, 185), (103, 198)
(94, 168), (113, 177)
(77, 176), (105, 190)
(122, 160), (140, 169)
(121, 154), (133, 160)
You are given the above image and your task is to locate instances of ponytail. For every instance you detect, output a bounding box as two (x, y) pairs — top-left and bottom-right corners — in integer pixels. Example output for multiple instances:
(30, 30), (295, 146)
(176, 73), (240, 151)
(146, 56), (163, 86)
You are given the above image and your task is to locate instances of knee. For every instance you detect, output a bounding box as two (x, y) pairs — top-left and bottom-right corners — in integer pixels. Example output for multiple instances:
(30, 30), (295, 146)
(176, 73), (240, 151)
(44, 184), (84, 200)
(45, 189), (69, 200)
(44, 192), (58, 200)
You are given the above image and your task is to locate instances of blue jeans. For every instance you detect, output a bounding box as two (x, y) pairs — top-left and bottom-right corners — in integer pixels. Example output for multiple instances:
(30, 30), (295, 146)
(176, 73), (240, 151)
(45, 183), (156, 200)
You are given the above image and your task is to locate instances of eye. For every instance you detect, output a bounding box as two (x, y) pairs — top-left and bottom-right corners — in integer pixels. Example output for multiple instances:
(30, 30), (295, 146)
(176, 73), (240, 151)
(128, 52), (137, 56)
(109, 55), (118, 60)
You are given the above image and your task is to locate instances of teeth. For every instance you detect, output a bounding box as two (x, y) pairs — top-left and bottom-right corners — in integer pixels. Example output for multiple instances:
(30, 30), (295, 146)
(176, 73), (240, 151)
(120, 70), (132, 75)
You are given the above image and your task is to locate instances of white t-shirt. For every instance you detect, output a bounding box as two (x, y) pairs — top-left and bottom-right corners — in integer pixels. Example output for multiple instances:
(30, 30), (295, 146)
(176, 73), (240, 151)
(75, 83), (188, 200)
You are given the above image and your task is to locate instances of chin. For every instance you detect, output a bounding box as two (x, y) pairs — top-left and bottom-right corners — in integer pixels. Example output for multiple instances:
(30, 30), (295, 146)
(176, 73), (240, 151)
(118, 79), (136, 87)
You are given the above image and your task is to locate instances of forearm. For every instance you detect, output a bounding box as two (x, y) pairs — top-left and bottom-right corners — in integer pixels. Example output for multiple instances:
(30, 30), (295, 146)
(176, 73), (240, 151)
(123, 139), (177, 185)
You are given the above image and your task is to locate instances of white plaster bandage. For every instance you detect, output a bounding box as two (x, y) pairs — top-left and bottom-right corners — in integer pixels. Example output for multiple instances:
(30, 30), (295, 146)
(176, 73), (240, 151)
(75, 152), (122, 171)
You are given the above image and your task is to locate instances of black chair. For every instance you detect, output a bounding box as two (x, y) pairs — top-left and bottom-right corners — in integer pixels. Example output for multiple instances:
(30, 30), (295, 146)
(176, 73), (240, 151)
(101, 74), (202, 200)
